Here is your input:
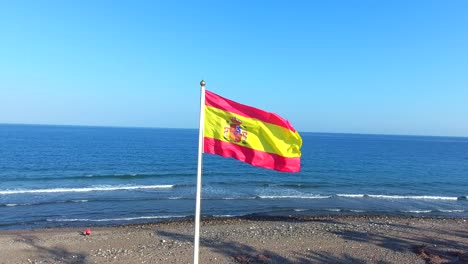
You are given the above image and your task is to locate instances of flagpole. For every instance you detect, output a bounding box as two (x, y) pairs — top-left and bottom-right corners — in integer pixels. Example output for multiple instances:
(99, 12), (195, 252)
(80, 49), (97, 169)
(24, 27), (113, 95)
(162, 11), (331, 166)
(193, 80), (206, 264)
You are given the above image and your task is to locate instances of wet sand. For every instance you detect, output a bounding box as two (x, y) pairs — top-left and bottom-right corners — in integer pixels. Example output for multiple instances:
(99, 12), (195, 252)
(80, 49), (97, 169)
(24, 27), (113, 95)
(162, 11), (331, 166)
(1, 216), (467, 264)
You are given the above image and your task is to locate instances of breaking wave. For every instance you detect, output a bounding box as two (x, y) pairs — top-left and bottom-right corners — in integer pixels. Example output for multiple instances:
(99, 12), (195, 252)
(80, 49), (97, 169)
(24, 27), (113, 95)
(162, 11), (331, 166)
(257, 195), (331, 199)
(336, 194), (464, 201)
(2, 172), (194, 182)
(47, 215), (188, 222)
(0, 185), (174, 195)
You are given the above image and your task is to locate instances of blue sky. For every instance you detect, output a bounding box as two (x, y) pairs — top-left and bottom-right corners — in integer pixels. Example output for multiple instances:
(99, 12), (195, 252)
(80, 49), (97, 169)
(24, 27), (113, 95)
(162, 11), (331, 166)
(1, 1), (467, 136)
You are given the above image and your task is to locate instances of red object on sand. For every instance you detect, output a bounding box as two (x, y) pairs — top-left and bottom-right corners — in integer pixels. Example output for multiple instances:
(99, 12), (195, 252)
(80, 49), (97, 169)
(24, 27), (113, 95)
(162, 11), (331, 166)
(85, 228), (91, 235)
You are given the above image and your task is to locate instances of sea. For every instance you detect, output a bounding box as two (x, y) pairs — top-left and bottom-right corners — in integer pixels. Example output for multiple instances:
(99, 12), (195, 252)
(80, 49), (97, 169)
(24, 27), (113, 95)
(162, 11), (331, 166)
(0, 124), (467, 230)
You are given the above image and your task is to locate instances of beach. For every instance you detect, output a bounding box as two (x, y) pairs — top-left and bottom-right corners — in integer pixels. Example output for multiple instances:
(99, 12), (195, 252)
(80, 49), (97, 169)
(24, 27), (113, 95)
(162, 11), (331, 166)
(1, 216), (467, 264)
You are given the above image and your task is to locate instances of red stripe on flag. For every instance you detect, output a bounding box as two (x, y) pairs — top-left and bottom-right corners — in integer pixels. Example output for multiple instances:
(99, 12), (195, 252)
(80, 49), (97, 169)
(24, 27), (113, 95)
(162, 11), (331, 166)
(205, 90), (297, 132)
(204, 137), (301, 173)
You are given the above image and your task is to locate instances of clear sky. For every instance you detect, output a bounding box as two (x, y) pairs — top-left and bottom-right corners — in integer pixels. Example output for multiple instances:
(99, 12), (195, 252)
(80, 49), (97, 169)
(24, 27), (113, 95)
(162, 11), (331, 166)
(1, 1), (467, 136)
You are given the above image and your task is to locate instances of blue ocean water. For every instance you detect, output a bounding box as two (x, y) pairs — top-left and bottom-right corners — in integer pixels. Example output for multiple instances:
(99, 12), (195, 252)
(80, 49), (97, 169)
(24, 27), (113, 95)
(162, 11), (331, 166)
(0, 124), (467, 229)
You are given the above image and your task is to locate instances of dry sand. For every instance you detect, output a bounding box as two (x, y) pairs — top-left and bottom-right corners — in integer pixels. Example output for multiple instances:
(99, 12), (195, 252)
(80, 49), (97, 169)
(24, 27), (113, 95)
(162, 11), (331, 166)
(1, 216), (467, 264)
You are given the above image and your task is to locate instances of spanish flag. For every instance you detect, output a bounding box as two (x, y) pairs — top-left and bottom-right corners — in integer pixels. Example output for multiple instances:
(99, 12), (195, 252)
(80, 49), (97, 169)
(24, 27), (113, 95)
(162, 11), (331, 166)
(204, 90), (302, 172)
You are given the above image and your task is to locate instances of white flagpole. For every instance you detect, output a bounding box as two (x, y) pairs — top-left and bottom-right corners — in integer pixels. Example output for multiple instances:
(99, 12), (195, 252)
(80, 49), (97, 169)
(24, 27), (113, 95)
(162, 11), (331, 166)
(193, 80), (206, 264)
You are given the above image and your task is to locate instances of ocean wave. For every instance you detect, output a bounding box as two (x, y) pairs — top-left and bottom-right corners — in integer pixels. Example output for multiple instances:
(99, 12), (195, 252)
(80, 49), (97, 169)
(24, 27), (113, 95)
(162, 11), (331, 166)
(336, 194), (366, 198)
(0, 185), (174, 195)
(368, 195), (458, 200)
(212, 214), (240, 218)
(0, 197), (186, 207)
(323, 208), (367, 213)
(173, 184), (195, 188)
(71, 200), (89, 203)
(402, 209), (465, 214)
(47, 215), (188, 222)
(1, 201), (71, 207)
(323, 208), (366, 213)
(402, 210), (432, 213)
(260, 183), (322, 189)
(220, 196), (257, 200)
(293, 209), (308, 212)
(336, 194), (461, 200)
(2, 172), (194, 182)
(253, 193), (465, 201)
(170, 196), (258, 201)
(257, 195), (331, 199)
(438, 209), (465, 213)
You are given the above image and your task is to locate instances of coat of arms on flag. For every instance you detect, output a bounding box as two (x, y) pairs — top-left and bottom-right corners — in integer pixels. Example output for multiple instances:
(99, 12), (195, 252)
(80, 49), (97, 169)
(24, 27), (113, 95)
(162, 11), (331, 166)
(224, 117), (248, 144)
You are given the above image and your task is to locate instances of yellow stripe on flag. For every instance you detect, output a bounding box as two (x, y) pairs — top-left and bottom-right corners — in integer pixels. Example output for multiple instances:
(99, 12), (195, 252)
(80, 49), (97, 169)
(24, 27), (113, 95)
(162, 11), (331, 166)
(204, 105), (302, 158)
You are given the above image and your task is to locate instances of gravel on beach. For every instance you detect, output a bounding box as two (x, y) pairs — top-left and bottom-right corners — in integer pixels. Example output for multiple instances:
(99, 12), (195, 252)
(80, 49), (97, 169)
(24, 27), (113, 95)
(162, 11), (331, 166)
(1, 215), (467, 264)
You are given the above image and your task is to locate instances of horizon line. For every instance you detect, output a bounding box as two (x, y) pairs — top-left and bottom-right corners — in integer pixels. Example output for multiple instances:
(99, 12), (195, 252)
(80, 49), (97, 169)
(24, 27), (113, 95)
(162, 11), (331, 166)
(1, 122), (467, 139)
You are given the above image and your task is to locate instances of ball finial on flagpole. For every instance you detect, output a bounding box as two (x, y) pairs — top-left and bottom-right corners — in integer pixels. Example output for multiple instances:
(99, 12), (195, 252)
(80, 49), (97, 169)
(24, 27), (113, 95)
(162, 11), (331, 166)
(200, 80), (206, 87)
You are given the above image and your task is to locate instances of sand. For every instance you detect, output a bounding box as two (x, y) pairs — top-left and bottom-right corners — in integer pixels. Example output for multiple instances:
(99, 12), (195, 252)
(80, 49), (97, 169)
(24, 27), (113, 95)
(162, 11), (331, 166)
(0, 216), (467, 264)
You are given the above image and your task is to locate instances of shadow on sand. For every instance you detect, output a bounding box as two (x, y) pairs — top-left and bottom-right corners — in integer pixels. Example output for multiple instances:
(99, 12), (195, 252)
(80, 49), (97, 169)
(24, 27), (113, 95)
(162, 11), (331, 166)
(158, 216), (468, 264)
(158, 229), (375, 264)
(14, 234), (86, 264)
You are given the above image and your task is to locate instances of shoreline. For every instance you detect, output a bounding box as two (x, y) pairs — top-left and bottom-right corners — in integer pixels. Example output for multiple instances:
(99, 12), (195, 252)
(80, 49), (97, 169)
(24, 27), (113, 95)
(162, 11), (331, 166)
(1, 215), (467, 263)
(3, 212), (468, 231)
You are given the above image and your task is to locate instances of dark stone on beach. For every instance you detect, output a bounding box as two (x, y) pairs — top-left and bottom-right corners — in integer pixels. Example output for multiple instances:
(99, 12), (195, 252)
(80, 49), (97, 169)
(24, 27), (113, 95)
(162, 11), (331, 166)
(413, 245), (427, 255)
(459, 252), (468, 262)
(428, 255), (442, 264)
(233, 255), (251, 263)
(256, 254), (270, 263)
(413, 245), (443, 264)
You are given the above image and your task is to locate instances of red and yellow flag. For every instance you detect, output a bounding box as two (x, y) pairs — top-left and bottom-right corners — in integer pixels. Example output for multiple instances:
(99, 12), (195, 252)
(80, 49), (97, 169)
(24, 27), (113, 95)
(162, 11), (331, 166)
(203, 90), (302, 172)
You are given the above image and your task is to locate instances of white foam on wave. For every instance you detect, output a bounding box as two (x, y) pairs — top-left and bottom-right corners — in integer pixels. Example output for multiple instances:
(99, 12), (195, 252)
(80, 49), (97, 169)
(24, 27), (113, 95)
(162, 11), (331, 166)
(47, 215), (187, 222)
(213, 214), (237, 218)
(368, 195), (457, 200)
(219, 197), (257, 200)
(258, 195), (331, 199)
(293, 208), (308, 212)
(336, 194), (458, 200)
(0, 185), (174, 195)
(402, 210), (432, 213)
(337, 194), (365, 198)
(4, 203), (32, 207)
(71, 200), (88, 203)
(439, 209), (464, 213)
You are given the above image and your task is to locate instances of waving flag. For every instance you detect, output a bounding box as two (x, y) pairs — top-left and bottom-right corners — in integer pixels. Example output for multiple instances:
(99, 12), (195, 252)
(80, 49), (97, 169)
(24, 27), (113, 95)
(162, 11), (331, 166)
(203, 90), (302, 172)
